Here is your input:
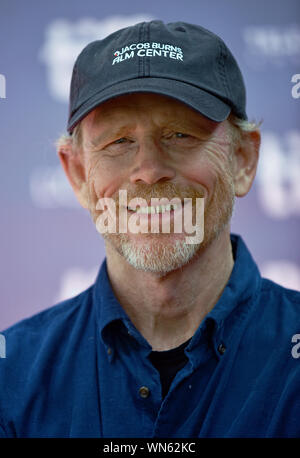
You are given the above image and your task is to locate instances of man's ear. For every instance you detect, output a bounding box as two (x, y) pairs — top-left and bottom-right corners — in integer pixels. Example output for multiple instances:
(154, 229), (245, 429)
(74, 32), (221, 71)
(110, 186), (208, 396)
(57, 138), (89, 209)
(232, 129), (261, 197)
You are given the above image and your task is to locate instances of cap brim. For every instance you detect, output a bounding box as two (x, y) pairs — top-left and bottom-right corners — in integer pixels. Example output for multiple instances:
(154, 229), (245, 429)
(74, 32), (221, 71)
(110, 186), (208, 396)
(67, 77), (231, 133)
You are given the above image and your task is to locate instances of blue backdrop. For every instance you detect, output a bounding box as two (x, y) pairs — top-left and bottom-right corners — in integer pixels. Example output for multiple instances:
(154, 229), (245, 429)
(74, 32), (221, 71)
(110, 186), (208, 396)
(1, 0), (300, 329)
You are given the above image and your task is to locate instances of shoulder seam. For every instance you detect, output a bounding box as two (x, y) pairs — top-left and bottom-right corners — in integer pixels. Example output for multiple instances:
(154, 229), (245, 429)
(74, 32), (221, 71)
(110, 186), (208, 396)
(261, 279), (300, 304)
(2, 285), (94, 334)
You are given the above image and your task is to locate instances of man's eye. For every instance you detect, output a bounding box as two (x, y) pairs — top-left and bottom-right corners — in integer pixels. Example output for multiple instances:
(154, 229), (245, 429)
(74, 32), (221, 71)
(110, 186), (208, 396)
(175, 132), (190, 138)
(113, 137), (127, 144)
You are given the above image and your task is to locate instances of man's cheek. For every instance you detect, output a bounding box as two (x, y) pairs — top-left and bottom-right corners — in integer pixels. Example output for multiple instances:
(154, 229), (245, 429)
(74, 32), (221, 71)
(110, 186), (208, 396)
(86, 177), (122, 225)
(87, 159), (127, 199)
(203, 142), (232, 172)
(182, 163), (215, 197)
(85, 162), (107, 202)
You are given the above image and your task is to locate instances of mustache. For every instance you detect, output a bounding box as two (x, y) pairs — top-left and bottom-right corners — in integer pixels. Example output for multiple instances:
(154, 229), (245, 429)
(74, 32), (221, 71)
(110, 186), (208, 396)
(110, 182), (205, 205)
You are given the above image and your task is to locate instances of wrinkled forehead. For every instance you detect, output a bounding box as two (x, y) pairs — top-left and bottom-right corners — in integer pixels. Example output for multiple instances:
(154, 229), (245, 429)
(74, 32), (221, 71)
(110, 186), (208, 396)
(80, 92), (223, 133)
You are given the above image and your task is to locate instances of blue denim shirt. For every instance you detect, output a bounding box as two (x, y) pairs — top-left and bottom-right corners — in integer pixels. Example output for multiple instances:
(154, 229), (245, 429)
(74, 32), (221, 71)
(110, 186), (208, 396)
(1, 234), (300, 438)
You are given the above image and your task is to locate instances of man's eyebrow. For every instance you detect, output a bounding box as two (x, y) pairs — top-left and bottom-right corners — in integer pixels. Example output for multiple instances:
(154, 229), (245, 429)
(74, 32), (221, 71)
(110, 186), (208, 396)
(163, 118), (217, 134)
(86, 117), (215, 147)
(87, 125), (130, 147)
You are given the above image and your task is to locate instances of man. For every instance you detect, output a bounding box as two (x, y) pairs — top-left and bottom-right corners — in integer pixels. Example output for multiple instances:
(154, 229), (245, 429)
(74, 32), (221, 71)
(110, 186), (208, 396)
(1, 20), (299, 438)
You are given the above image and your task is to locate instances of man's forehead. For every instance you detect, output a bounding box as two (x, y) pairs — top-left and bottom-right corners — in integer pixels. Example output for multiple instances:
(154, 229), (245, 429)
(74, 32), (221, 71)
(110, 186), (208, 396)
(82, 92), (221, 130)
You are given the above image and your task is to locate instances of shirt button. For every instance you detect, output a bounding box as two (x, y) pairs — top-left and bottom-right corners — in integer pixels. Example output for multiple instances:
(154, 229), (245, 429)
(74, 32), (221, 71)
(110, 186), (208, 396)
(218, 343), (226, 355)
(139, 386), (150, 399)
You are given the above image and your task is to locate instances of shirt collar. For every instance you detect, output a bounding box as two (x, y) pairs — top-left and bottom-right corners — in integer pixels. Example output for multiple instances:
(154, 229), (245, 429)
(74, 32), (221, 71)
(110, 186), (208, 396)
(93, 257), (151, 352)
(93, 259), (129, 343)
(188, 233), (262, 359)
(93, 234), (262, 355)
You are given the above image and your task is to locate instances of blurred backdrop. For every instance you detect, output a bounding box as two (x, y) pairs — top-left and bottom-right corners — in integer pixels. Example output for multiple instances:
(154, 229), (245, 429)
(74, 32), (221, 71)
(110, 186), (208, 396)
(1, 0), (300, 330)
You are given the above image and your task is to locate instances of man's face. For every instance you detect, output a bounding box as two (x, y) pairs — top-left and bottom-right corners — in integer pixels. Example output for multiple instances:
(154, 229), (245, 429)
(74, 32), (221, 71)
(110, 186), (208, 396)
(78, 93), (235, 274)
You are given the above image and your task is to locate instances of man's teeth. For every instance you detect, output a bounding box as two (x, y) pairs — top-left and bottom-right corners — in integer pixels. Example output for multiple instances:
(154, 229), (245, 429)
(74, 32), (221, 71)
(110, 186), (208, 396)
(128, 204), (179, 214)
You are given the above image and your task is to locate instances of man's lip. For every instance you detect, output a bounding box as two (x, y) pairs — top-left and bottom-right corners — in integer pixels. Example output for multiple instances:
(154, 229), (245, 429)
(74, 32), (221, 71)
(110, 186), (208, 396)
(118, 200), (194, 233)
(126, 200), (185, 209)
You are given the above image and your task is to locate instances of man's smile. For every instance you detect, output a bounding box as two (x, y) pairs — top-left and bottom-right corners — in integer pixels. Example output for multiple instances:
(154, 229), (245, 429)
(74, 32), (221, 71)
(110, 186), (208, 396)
(127, 203), (180, 214)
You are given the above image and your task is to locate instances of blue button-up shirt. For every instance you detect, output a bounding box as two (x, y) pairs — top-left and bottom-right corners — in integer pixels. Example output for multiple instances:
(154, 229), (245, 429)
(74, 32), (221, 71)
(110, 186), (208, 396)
(1, 234), (300, 438)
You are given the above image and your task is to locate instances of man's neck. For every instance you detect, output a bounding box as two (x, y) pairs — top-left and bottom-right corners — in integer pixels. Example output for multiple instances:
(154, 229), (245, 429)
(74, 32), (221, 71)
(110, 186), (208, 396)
(105, 230), (234, 351)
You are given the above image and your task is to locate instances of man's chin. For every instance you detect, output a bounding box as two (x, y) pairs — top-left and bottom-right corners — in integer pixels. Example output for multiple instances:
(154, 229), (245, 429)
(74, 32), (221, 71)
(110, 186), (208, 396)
(104, 233), (201, 275)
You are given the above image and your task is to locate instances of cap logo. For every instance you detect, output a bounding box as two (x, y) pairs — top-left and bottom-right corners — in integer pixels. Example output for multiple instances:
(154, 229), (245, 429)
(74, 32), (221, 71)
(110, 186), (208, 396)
(112, 42), (184, 65)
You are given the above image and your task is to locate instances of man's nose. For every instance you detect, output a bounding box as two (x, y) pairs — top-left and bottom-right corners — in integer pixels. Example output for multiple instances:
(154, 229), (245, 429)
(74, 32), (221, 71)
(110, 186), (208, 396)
(129, 138), (176, 185)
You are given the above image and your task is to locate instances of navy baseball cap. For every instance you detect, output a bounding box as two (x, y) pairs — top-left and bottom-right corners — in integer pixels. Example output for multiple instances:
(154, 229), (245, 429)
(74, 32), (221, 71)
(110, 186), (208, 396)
(67, 20), (247, 133)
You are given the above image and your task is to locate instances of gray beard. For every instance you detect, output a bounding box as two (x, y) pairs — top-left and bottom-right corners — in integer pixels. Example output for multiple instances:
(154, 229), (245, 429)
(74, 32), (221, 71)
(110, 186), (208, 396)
(119, 236), (202, 275)
(103, 194), (234, 276)
(98, 172), (235, 276)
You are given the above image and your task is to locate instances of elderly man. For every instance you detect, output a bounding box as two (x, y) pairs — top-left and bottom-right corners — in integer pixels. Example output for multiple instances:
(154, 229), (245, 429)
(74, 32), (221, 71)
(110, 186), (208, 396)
(1, 21), (299, 438)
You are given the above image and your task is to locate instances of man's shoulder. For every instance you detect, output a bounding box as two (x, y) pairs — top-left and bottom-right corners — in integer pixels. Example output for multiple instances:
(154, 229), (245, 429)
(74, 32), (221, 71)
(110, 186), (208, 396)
(1, 284), (95, 355)
(252, 277), (300, 347)
(260, 276), (300, 308)
(0, 284), (98, 435)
